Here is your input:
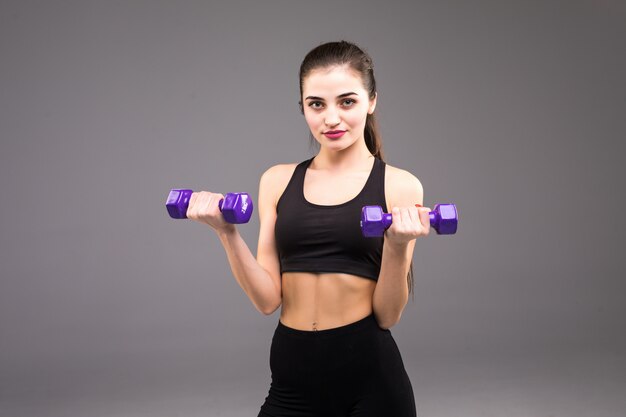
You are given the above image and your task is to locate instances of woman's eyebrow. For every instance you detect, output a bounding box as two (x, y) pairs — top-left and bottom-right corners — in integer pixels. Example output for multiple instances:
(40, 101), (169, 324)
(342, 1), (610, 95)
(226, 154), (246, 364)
(304, 92), (358, 101)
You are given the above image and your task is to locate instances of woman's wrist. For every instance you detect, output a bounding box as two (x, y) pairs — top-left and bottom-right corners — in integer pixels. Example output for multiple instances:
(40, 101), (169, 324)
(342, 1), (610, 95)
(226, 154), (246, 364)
(215, 223), (238, 239)
(383, 239), (410, 255)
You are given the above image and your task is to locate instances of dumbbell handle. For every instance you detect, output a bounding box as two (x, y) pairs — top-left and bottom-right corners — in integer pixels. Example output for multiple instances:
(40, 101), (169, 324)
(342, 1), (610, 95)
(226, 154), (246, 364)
(378, 211), (444, 230)
(361, 203), (458, 237)
(166, 189), (253, 223)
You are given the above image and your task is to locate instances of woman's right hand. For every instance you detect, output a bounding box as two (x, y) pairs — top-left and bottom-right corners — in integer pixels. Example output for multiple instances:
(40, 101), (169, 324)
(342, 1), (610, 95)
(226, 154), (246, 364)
(186, 191), (235, 233)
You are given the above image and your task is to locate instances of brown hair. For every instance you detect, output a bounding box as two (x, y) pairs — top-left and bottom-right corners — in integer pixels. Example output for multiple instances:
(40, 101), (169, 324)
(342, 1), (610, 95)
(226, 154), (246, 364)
(298, 41), (415, 297)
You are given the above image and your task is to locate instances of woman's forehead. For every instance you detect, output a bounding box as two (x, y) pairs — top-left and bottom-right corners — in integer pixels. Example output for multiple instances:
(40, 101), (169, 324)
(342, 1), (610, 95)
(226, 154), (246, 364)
(302, 65), (366, 97)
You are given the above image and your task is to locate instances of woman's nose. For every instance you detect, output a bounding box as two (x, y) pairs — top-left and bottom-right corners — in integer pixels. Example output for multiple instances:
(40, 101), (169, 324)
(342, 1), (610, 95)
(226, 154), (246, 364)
(324, 110), (340, 126)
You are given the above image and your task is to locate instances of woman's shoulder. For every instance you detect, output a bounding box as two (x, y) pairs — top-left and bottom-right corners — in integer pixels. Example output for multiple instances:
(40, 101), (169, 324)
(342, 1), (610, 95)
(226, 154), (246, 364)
(385, 163), (423, 190)
(384, 163), (424, 207)
(258, 162), (300, 205)
(260, 162), (299, 185)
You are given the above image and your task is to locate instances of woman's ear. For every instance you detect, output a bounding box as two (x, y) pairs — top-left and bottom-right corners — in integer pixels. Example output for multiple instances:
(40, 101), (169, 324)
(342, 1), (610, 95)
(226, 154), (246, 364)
(368, 93), (377, 114)
(298, 100), (304, 115)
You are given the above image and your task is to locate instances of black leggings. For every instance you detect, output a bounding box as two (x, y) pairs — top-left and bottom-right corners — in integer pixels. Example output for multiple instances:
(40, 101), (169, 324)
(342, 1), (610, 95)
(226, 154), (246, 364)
(258, 314), (417, 417)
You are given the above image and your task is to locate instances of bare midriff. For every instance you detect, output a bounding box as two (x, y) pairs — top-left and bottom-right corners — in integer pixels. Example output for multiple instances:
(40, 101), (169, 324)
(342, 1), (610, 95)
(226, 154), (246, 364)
(279, 272), (376, 331)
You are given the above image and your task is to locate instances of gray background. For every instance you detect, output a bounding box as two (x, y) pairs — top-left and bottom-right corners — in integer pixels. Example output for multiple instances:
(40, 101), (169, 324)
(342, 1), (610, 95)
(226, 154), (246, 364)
(1, 1), (625, 416)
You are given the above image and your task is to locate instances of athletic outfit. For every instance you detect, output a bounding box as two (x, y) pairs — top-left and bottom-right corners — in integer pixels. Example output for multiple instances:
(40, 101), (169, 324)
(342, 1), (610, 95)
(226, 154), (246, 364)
(258, 157), (417, 417)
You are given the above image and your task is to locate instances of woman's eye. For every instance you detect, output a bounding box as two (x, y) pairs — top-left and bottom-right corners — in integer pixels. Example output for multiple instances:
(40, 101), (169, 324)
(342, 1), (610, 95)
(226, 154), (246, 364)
(342, 98), (356, 107)
(308, 101), (323, 109)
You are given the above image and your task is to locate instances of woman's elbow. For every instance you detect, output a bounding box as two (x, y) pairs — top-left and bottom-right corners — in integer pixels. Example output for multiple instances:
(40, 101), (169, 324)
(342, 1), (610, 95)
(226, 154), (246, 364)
(259, 298), (282, 316)
(376, 312), (402, 330)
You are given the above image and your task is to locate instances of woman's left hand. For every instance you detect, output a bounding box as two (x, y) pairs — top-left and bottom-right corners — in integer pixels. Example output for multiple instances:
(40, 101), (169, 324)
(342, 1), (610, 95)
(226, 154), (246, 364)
(384, 205), (431, 246)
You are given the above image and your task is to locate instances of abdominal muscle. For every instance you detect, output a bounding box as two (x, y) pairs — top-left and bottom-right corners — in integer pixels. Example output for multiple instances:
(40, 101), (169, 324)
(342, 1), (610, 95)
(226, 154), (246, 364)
(279, 272), (377, 331)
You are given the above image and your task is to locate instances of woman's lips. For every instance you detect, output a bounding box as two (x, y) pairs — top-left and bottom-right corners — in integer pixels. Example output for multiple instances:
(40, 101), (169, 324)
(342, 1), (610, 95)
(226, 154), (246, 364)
(323, 130), (346, 139)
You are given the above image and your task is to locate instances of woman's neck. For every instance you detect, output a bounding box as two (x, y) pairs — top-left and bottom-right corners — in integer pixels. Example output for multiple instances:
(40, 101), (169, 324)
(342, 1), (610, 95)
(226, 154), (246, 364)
(314, 140), (374, 172)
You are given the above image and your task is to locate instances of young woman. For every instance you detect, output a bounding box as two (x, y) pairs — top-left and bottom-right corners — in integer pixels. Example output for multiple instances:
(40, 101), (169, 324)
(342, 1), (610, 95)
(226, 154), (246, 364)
(186, 41), (430, 417)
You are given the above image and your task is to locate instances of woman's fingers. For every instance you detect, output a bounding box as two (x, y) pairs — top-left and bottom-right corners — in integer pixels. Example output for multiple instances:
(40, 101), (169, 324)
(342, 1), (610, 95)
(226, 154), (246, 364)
(388, 206), (432, 241)
(187, 191), (225, 227)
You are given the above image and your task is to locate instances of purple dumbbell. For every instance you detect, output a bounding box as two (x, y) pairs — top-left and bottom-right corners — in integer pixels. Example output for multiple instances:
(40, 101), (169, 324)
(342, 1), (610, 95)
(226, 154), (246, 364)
(360, 204), (458, 237)
(166, 189), (253, 224)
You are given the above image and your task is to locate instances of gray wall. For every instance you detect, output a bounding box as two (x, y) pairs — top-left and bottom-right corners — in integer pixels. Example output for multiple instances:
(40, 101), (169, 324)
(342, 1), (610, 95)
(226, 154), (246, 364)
(1, 1), (625, 416)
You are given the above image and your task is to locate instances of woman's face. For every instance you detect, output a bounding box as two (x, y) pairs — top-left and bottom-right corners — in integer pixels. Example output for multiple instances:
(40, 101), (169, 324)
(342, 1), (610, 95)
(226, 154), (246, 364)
(301, 65), (376, 153)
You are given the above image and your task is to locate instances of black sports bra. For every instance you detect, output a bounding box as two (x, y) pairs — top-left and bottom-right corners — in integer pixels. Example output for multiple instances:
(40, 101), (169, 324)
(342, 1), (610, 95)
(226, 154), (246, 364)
(274, 157), (388, 281)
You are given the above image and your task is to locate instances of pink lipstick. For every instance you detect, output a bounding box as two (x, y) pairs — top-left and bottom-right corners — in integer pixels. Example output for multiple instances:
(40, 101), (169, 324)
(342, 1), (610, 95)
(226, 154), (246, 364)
(324, 130), (346, 139)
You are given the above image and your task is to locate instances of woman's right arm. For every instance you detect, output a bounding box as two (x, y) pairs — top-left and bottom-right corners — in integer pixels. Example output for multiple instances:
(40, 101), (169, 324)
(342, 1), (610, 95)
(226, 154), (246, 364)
(186, 165), (288, 315)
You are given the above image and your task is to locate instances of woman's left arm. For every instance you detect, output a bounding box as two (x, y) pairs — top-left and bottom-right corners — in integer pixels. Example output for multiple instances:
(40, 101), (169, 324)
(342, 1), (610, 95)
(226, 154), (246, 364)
(373, 167), (431, 329)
